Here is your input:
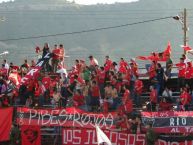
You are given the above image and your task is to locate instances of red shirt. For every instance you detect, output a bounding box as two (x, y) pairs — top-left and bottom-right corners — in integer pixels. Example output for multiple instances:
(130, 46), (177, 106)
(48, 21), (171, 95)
(124, 99), (133, 113)
(73, 94), (84, 106)
(91, 85), (100, 97)
(159, 102), (171, 111)
(122, 89), (130, 103)
(27, 80), (35, 92)
(176, 62), (186, 77)
(37, 84), (46, 96)
(148, 64), (156, 79)
(185, 66), (193, 79)
(98, 70), (105, 84)
(104, 59), (112, 72)
(119, 60), (128, 68)
(75, 63), (82, 74)
(42, 76), (51, 89)
(150, 89), (157, 103)
(180, 91), (191, 105)
(52, 48), (60, 59)
(119, 60), (128, 74)
(135, 80), (143, 94)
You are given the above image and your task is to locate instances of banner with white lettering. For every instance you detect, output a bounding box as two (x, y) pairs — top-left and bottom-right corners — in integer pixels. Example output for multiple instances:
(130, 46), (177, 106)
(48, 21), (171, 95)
(141, 111), (193, 133)
(157, 135), (193, 145)
(158, 140), (193, 145)
(62, 128), (146, 145)
(16, 107), (115, 129)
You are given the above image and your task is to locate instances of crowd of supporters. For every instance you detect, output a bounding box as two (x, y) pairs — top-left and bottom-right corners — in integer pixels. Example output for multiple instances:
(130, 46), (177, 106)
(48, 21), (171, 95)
(0, 42), (193, 115)
(1, 43), (193, 145)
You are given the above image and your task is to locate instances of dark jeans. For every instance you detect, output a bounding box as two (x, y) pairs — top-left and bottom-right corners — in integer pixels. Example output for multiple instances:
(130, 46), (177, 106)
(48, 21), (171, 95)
(147, 102), (156, 111)
(185, 79), (193, 94)
(112, 97), (121, 110)
(134, 93), (141, 107)
(130, 81), (135, 100)
(178, 77), (185, 91)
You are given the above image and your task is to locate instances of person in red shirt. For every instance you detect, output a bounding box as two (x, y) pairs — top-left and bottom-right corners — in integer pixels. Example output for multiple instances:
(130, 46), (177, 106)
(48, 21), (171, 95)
(115, 113), (131, 133)
(74, 59), (82, 74)
(73, 90), (85, 107)
(90, 80), (100, 111)
(185, 61), (193, 93)
(180, 87), (191, 111)
(148, 61), (157, 81)
(104, 55), (112, 72)
(30, 60), (36, 69)
(98, 67), (105, 99)
(42, 73), (51, 90)
(176, 58), (186, 91)
(134, 76), (143, 107)
(121, 85), (133, 113)
(148, 86), (157, 111)
(159, 97), (172, 111)
(130, 58), (138, 76)
(58, 44), (65, 64)
(51, 44), (60, 72)
(119, 58), (128, 74)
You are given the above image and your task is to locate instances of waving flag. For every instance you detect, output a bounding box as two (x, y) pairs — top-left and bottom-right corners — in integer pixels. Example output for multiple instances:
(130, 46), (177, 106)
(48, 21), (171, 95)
(96, 125), (112, 145)
(181, 45), (192, 52)
(136, 42), (172, 62)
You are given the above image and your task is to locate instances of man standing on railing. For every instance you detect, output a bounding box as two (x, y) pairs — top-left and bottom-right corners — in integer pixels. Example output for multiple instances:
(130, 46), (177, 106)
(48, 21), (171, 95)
(148, 86), (157, 111)
(156, 63), (165, 101)
(176, 58), (186, 92)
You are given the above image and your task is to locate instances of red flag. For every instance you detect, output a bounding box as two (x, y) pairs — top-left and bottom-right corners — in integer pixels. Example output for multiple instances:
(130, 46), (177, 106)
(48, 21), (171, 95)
(21, 125), (41, 145)
(164, 42), (172, 55)
(158, 42), (172, 61)
(136, 56), (149, 60)
(0, 107), (13, 141)
(136, 42), (172, 62)
(181, 45), (192, 51)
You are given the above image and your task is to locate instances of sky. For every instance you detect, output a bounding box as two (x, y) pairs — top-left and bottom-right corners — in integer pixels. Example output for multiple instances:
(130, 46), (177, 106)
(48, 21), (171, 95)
(0, 0), (138, 5)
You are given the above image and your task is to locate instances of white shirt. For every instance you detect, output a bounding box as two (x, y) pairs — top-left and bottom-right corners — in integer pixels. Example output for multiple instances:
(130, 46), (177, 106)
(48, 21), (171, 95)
(4, 63), (9, 69)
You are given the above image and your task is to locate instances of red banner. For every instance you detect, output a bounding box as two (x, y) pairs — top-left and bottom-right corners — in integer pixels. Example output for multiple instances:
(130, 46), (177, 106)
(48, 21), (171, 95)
(62, 128), (146, 145)
(158, 139), (193, 145)
(21, 125), (41, 145)
(0, 107), (13, 141)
